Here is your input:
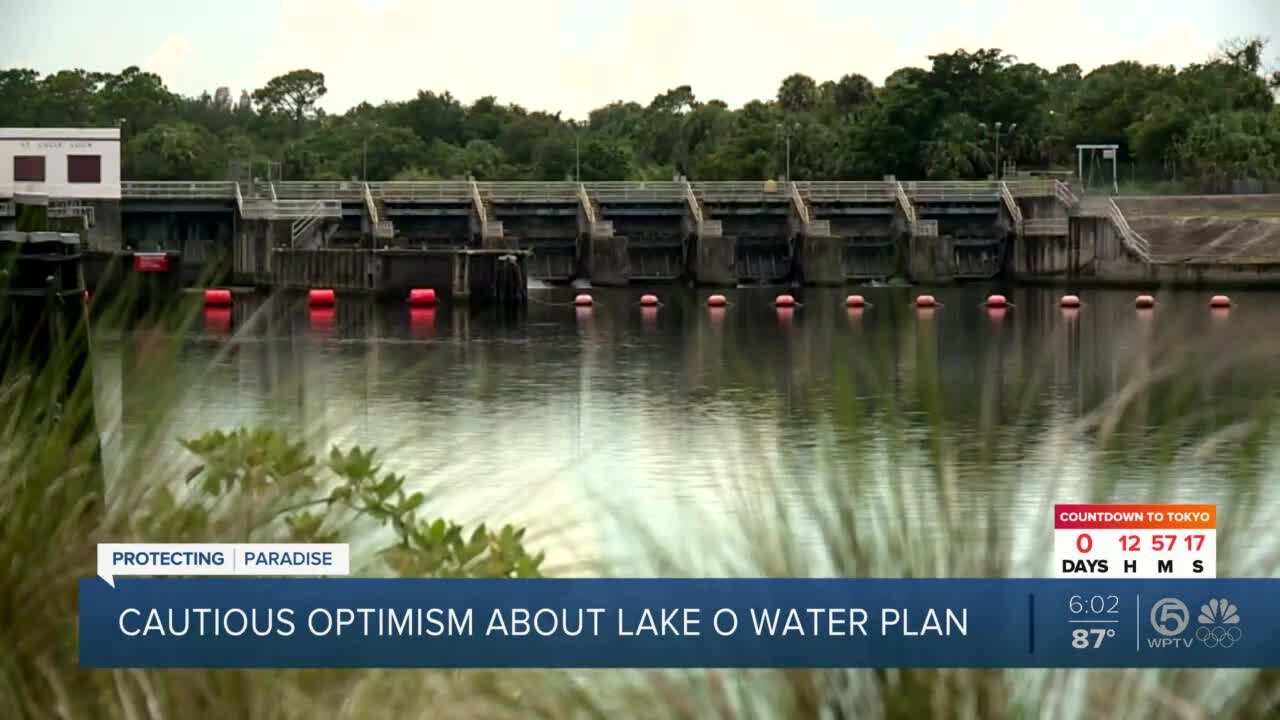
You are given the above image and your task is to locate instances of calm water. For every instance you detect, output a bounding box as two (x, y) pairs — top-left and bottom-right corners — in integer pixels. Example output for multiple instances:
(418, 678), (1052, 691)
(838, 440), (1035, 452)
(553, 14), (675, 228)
(92, 286), (1280, 574)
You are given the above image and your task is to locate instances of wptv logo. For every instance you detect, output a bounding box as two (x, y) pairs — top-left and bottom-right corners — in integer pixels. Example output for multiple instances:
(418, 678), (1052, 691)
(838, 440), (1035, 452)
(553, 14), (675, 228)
(1148, 597), (1242, 649)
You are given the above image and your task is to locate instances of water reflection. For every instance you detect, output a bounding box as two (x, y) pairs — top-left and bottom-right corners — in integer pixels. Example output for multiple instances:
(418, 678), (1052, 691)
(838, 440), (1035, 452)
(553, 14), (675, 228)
(92, 287), (1280, 574)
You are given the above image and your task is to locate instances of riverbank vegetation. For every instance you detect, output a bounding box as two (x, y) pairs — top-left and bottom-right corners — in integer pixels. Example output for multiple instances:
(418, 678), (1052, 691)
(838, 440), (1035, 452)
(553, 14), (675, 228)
(2, 38), (1277, 190)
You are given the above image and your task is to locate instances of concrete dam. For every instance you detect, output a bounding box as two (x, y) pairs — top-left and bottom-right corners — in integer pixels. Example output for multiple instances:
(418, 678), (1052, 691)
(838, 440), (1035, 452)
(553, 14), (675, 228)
(6, 178), (1280, 301)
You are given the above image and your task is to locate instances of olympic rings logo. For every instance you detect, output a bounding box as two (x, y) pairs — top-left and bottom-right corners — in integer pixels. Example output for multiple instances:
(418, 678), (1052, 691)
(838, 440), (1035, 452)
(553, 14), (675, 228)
(1195, 625), (1243, 648)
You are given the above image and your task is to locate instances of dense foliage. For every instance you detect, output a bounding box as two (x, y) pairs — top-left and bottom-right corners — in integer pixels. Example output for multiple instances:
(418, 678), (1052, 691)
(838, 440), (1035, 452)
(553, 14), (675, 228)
(2, 38), (1277, 188)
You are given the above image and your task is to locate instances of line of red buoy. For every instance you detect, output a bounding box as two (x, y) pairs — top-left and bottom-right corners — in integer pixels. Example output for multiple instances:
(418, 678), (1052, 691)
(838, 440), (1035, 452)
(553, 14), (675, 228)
(985, 294), (1008, 308)
(915, 294), (937, 308)
(774, 294), (796, 307)
(1134, 294), (1155, 309)
(639, 293), (659, 306)
(707, 294), (727, 307)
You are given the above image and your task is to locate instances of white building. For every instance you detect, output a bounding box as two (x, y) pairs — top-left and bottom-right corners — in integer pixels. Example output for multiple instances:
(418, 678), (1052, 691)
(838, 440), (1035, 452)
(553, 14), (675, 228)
(0, 128), (122, 201)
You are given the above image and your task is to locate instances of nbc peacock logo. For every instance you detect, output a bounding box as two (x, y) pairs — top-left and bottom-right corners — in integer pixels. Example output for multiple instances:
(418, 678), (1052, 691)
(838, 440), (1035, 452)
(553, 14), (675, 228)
(1194, 598), (1242, 649)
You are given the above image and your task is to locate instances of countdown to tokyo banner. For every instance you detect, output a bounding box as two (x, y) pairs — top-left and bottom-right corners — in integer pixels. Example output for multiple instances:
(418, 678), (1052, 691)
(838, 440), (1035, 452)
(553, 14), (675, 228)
(79, 578), (1279, 668)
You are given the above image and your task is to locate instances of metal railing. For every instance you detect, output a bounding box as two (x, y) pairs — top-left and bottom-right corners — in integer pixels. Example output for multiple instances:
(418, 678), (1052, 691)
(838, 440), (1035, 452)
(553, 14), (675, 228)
(806, 219), (832, 237)
(1053, 179), (1079, 208)
(584, 181), (686, 201)
(49, 201), (95, 228)
(693, 181), (790, 201)
(894, 182), (918, 230)
(370, 181), (472, 201)
(481, 181), (579, 202)
(470, 179), (505, 240)
(789, 182), (812, 225)
(1000, 181), (1024, 233)
(902, 181), (1001, 202)
(241, 198), (342, 221)
(577, 184), (613, 238)
(363, 183), (379, 225)
(121, 181), (237, 199)
(1023, 218), (1068, 235)
(684, 181), (703, 226)
(793, 181), (895, 201)
(275, 181), (364, 200)
(1104, 199), (1150, 262)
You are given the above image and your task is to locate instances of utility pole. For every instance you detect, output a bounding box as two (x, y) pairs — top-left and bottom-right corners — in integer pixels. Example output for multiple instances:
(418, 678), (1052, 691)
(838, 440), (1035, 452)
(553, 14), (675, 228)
(981, 122), (1017, 179)
(363, 121), (380, 182)
(778, 122), (794, 182)
(575, 132), (581, 183)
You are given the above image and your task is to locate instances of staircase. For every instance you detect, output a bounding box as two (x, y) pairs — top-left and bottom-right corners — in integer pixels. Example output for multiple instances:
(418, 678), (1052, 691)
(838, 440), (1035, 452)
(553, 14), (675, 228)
(999, 181), (1024, 234)
(365, 182), (393, 241)
(234, 182), (342, 247)
(684, 180), (722, 238)
(896, 181), (935, 236)
(578, 184), (614, 238)
(1077, 196), (1150, 262)
(470, 179), (504, 244)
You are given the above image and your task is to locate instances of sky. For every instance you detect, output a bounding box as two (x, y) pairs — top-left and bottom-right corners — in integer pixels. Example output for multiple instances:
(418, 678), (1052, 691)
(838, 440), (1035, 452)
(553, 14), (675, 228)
(2, 0), (1277, 119)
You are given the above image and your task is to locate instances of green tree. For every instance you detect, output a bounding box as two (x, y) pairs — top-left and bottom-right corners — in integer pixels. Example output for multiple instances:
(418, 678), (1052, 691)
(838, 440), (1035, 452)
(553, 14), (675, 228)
(99, 66), (175, 133)
(252, 69), (327, 136)
(923, 113), (990, 179)
(123, 122), (221, 180)
(777, 73), (818, 114)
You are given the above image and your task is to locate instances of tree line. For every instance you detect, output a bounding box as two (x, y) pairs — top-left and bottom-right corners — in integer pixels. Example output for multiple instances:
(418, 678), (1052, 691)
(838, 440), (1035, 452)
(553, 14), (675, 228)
(2, 38), (1277, 190)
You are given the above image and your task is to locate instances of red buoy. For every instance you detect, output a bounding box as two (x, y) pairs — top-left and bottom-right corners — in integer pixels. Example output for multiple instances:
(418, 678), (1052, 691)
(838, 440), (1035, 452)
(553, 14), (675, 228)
(640, 293), (659, 307)
(573, 293), (593, 307)
(1209, 294), (1231, 309)
(774, 294), (796, 307)
(915, 294), (938, 308)
(204, 288), (233, 307)
(985, 293), (1008, 308)
(845, 294), (866, 308)
(1059, 294), (1081, 308)
(204, 307), (232, 334)
(309, 289), (336, 307)
(408, 288), (438, 306)
(1135, 294), (1155, 309)
(707, 294), (727, 307)
(309, 308), (335, 332)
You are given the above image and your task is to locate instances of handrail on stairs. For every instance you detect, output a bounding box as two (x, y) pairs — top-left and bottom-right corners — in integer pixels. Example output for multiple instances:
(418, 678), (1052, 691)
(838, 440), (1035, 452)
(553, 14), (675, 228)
(789, 182), (811, 226)
(364, 182), (379, 225)
(1000, 181), (1024, 233)
(894, 181), (918, 232)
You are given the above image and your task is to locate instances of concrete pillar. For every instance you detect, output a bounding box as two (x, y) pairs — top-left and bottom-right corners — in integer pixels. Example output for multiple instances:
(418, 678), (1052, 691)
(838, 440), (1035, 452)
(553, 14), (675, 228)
(907, 234), (954, 284)
(692, 232), (737, 286)
(587, 233), (629, 287)
(798, 233), (843, 285)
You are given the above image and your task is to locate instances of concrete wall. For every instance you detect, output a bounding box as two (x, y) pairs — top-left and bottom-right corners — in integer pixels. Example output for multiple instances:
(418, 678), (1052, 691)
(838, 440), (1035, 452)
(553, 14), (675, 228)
(0, 128), (122, 199)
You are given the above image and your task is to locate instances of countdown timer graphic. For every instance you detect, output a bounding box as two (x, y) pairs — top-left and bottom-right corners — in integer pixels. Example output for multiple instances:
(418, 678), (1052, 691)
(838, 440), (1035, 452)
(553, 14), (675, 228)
(1054, 504), (1215, 578)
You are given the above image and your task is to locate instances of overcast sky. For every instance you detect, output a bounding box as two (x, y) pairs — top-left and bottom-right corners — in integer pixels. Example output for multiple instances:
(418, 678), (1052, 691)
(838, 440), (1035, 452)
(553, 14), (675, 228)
(2, 0), (1277, 118)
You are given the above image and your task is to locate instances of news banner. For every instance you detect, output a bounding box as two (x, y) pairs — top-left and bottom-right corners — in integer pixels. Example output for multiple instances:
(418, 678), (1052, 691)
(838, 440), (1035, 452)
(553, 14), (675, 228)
(80, 505), (1278, 668)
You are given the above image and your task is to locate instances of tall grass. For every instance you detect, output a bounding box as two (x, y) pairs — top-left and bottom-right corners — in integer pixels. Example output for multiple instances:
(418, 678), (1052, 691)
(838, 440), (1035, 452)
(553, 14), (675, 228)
(2, 281), (1279, 719)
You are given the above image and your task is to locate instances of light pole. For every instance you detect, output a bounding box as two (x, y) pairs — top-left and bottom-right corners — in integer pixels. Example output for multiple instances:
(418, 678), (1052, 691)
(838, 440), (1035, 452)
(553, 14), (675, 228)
(362, 121), (379, 182)
(980, 122), (1017, 179)
(116, 118), (126, 178)
(777, 122), (795, 181)
(575, 131), (581, 183)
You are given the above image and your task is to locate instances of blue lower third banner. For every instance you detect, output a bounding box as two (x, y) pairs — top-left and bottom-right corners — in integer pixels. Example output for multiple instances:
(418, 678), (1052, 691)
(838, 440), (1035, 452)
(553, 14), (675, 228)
(80, 578), (1277, 668)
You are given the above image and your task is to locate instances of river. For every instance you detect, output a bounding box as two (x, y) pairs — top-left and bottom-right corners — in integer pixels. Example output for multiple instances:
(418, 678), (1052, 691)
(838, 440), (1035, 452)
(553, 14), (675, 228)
(91, 286), (1280, 577)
